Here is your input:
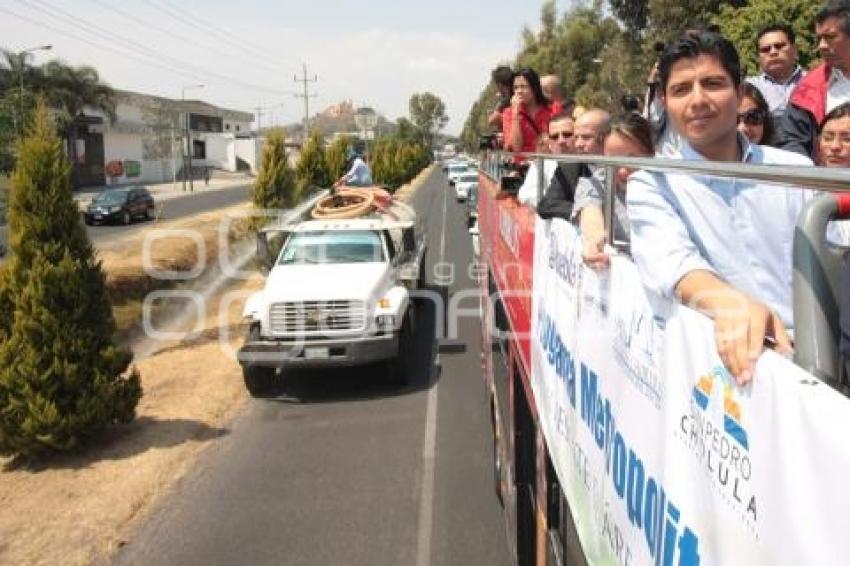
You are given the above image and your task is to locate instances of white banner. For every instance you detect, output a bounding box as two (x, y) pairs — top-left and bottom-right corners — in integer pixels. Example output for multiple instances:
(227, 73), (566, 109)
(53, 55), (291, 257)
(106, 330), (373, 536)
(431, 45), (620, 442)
(531, 218), (850, 566)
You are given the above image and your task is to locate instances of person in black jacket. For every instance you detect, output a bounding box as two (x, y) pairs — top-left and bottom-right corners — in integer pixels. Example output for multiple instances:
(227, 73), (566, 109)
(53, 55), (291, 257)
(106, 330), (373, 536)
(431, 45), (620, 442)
(536, 161), (592, 220)
(536, 108), (609, 220)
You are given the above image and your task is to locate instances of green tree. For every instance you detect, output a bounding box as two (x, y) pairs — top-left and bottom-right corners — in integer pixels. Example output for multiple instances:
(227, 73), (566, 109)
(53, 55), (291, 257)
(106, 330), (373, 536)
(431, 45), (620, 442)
(0, 100), (141, 458)
(714, 0), (819, 76)
(395, 117), (425, 145)
(325, 135), (352, 181)
(40, 61), (116, 178)
(295, 131), (331, 192)
(610, 0), (650, 38)
(253, 127), (298, 210)
(409, 92), (448, 149)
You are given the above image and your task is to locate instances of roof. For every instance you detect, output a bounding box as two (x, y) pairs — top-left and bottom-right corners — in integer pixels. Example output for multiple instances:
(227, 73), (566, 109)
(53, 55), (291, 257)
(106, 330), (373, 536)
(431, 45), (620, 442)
(114, 89), (253, 122)
(290, 217), (414, 232)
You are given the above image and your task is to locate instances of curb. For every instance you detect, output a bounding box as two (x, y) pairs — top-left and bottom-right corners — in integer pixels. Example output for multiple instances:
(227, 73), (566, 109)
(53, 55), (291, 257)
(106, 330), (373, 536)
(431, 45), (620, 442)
(394, 164), (436, 203)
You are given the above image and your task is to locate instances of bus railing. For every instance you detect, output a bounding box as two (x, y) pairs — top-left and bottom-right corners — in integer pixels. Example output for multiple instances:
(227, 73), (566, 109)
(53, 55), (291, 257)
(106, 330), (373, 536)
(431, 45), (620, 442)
(478, 149), (850, 389)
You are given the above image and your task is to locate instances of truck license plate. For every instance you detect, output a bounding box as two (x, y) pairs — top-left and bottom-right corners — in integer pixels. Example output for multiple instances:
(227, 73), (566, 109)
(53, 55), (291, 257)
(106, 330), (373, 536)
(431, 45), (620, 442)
(305, 347), (329, 359)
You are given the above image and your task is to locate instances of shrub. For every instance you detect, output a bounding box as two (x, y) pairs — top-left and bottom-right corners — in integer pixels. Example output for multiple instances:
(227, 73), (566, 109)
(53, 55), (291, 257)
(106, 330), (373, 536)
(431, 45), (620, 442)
(253, 128), (298, 210)
(0, 100), (141, 458)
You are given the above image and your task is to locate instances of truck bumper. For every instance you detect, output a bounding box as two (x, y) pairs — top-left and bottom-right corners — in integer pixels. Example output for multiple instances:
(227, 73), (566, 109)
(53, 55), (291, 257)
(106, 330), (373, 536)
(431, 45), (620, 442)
(237, 333), (399, 369)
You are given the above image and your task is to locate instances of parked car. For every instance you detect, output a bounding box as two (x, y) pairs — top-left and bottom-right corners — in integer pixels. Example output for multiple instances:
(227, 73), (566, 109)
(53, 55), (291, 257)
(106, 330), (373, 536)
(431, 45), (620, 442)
(454, 172), (478, 202)
(84, 186), (155, 226)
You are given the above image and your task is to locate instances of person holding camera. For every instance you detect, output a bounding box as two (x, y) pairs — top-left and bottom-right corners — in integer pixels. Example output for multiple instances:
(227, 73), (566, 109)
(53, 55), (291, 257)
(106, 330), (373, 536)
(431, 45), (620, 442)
(487, 65), (515, 131)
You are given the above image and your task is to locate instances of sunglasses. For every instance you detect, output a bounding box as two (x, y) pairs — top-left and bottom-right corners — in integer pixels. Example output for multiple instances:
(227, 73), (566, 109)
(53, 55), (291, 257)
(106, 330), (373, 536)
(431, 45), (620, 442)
(737, 109), (766, 126)
(549, 131), (574, 140)
(758, 41), (789, 54)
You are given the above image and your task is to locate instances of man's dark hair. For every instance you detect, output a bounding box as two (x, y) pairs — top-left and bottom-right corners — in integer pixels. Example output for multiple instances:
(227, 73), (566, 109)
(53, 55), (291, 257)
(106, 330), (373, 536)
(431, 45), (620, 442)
(549, 111), (574, 123)
(658, 31), (742, 92)
(756, 22), (797, 48)
(620, 93), (641, 113)
(491, 65), (515, 88)
(816, 0), (850, 35)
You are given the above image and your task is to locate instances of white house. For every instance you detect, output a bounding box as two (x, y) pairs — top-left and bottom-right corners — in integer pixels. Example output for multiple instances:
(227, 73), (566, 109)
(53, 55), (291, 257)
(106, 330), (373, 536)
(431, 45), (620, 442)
(75, 90), (255, 187)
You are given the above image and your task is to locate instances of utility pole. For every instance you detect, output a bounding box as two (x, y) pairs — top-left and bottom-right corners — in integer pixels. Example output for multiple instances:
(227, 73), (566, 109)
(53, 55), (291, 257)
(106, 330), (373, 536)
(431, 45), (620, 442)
(17, 45), (52, 136)
(181, 84), (204, 192)
(254, 106), (264, 133)
(293, 64), (317, 141)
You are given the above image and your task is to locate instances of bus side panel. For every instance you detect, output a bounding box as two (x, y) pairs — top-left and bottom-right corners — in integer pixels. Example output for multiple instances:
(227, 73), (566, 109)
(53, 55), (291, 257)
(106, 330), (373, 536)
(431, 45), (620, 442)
(478, 171), (535, 378)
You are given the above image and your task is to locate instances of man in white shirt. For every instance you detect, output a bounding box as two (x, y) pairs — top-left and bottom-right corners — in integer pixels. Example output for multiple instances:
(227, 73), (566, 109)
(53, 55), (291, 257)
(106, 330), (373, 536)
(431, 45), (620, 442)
(746, 23), (806, 116)
(516, 112), (575, 208)
(628, 31), (812, 385)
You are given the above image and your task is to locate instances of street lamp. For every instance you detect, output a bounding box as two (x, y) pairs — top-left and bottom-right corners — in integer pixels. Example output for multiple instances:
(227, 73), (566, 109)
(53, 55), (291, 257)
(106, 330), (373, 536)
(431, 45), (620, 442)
(181, 84), (204, 192)
(354, 106), (377, 159)
(18, 44), (52, 135)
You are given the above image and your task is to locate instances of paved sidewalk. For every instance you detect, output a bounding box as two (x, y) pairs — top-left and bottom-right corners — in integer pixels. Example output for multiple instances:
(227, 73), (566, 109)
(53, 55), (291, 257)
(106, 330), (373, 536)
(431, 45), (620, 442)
(73, 174), (255, 207)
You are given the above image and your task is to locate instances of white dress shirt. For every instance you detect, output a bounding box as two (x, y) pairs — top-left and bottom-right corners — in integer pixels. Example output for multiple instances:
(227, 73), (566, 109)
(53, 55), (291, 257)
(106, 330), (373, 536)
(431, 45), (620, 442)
(827, 66), (850, 114)
(627, 137), (813, 328)
(517, 159), (558, 208)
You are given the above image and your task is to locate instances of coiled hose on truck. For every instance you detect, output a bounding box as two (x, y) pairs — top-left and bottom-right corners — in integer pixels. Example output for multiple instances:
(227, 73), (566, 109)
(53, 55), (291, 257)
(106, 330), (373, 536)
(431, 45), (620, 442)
(311, 187), (395, 219)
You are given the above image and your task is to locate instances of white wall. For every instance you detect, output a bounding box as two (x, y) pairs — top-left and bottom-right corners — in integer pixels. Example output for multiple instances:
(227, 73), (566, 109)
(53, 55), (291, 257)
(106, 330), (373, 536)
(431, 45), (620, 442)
(234, 137), (262, 174)
(198, 133), (234, 171)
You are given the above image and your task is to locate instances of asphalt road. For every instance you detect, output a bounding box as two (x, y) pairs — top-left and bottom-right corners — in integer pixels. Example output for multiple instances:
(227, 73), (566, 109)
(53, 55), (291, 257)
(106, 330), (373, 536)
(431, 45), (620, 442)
(84, 184), (252, 245)
(0, 184), (251, 258)
(113, 169), (511, 566)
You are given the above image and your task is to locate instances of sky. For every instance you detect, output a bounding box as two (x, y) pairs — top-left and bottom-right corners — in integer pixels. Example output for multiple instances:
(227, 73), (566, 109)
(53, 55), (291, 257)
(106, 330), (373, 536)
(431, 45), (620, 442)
(0, 0), (562, 135)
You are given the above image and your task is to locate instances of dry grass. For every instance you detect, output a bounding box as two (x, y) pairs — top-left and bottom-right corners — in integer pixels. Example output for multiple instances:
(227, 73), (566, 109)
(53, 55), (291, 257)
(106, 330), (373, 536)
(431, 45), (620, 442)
(0, 173), (432, 565)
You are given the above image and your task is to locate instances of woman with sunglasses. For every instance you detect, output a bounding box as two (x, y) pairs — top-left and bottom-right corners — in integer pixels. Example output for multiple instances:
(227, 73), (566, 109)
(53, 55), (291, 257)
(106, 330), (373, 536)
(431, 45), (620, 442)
(575, 113), (655, 269)
(737, 83), (776, 145)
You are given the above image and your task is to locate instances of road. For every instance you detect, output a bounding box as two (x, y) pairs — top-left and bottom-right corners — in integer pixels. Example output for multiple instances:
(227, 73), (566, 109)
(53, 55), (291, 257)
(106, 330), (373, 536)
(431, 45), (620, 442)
(85, 184), (251, 245)
(0, 184), (251, 256)
(113, 169), (511, 566)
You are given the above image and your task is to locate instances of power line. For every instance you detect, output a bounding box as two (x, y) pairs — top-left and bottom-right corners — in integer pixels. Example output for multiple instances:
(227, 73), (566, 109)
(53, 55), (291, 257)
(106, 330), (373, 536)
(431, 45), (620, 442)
(140, 0), (294, 70)
(83, 0), (285, 75)
(11, 0), (291, 97)
(293, 64), (318, 139)
(0, 6), (207, 83)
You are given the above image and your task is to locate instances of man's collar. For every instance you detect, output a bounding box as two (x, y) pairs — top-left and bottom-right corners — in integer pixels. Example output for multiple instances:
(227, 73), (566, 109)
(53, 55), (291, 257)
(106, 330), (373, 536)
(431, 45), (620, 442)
(679, 133), (753, 164)
(761, 65), (804, 85)
(829, 65), (849, 84)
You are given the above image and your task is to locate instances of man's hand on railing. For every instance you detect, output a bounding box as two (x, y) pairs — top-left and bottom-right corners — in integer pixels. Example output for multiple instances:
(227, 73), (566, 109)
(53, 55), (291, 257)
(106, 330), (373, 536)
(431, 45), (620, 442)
(676, 270), (793, 385)
(581, 233), (610, 271)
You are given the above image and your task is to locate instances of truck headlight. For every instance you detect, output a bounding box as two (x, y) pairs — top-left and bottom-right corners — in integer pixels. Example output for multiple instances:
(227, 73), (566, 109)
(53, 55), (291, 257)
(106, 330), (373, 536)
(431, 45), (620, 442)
(376, 315), (395, 329)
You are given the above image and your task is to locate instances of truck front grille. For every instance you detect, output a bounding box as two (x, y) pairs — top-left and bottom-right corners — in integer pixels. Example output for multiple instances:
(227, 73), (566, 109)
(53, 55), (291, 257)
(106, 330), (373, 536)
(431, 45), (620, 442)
(269, 300), (366, 334)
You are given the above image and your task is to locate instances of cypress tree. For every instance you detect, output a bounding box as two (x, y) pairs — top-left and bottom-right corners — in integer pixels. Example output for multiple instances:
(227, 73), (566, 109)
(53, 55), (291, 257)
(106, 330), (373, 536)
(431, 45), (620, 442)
(253, 127), (298, 210)
(0, 100), (141, 457)
(325, 135), (352, 182)
(295, 131), (331, 191)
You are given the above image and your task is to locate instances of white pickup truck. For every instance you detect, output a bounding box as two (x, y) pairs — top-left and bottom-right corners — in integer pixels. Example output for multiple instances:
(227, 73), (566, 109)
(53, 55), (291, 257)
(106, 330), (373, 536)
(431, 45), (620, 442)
(237, 200), (427, 395)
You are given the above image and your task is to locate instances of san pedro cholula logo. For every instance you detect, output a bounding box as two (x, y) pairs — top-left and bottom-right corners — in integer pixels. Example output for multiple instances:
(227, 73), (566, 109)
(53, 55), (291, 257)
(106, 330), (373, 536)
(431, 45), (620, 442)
(678, 366), (758, 535)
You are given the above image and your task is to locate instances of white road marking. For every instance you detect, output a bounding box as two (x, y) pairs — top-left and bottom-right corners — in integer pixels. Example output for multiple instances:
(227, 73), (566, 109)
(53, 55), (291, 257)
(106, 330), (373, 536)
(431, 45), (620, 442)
(415, 180), (448, 566)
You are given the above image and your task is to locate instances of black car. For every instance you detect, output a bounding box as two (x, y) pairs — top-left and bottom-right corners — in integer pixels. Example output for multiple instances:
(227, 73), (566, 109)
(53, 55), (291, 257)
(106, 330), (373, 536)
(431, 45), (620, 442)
(84, 186), (155, 226)
(465, 184), (478, 228)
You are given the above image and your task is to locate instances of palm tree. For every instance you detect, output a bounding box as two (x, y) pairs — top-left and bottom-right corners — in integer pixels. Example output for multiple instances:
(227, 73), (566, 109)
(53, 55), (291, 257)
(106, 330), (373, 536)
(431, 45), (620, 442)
(41, 61), (115, 173)
(0, 49), (46, 135)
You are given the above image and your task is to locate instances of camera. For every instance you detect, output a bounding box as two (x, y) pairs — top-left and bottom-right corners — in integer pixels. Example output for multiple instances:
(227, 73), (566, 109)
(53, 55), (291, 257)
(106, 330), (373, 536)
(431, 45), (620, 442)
(479, 133), (500, 151)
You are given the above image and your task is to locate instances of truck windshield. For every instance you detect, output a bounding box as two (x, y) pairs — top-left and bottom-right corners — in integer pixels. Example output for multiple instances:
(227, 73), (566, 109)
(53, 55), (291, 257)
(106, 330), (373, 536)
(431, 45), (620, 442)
(278, 230), (385, 265)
